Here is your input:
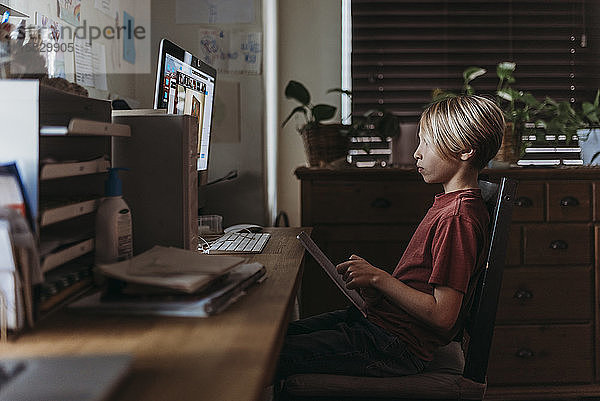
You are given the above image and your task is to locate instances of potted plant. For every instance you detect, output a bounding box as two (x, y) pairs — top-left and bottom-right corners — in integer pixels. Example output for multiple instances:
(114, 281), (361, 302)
(340, 108), (404, 166)
(282, 80), (349, 167)
(433, 62), (584, 163)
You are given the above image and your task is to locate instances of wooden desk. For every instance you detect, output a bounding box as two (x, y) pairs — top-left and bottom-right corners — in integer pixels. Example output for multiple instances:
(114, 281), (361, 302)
(0, 227), (309, 401)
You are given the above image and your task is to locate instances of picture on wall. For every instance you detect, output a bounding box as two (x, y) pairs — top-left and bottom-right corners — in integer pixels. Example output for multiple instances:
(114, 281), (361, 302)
(57, 0), (81, 26)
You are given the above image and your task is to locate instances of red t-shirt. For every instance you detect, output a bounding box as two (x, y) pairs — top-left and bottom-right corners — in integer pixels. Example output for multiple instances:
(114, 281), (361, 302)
(367, 188), (489, 361)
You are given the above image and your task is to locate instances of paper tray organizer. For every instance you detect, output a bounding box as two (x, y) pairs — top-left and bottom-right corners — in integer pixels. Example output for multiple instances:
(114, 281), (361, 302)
(37, 111), (130, 318)
(40, 156), (111, 181)
(40, 199), (100, 227)
(41, 238), (95, 273)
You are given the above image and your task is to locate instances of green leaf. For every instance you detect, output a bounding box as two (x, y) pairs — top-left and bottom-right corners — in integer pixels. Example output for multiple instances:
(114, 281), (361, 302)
(520, 93), (539, 107)
(431, 89), (456, 102)
(462, 67), (486, 84)
(558, 101), (576, 117)
(583, 102), (595, 116)
(594, 89), (600, 108)
(546, 119), (563, 133)
(312, 104), (337, 123)
(497, 89), (513, 101)
(281, 106), (307, 128)
(327, 88), (353, 98)
(545, 96), (558, 108)
(583, 102), (600, 124)
(363, 109), (381, 117)
(496, 62), (516, 80)
(285, 80), (310, 105)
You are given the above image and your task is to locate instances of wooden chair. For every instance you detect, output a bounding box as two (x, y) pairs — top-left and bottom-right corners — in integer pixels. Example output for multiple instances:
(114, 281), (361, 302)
(279, 177), (518, 401)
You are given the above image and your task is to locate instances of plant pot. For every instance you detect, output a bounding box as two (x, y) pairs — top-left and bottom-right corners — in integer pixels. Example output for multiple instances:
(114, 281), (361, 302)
(389, 123), (419, 167)
(301, 123), (349, 167)
(492, 122), (519, 165)
(578, 128), (600, 165)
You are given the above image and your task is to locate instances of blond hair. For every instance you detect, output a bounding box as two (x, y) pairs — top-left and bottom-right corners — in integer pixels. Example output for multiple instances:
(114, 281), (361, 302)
(418, 95), (505, 170)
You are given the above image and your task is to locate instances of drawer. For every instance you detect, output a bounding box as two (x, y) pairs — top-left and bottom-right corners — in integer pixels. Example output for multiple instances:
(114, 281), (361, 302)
(487, 324), (593, 385)
(523, 224), (592, 265)
(496, 266), (592, 323)
(547, 182), (592, 222)
(505, 225), (521, 266)
(594, 182), (600, 222)
(308, 181), (439, 224)
(512, 182), (544, 222)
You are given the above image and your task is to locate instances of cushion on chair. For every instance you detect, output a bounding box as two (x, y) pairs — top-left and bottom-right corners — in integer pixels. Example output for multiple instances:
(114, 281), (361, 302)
(422, 341), (464, 374)
(283, 342), (486, 400)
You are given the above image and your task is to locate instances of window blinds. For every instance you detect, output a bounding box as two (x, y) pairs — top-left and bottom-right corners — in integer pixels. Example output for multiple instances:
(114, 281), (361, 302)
(351, 0), (600, 121)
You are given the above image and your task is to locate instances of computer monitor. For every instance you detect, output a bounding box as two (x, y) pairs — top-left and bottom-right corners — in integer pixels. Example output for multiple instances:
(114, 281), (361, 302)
(153, 39), (216, 186)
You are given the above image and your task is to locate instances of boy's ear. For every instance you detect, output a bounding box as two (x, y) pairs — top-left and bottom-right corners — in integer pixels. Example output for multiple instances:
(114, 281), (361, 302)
(459, 148), (475, 161)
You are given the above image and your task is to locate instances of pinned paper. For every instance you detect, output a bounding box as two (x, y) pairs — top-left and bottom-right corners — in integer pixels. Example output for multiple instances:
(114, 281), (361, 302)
(199, 30), (262, 75)
(92, 42), (108, 91)
(176, 0), (254, 24)
(94, 0), (119, 17)
(122, 11), (136, 64)
(38, 15), (66, 78)
(74, 37), (94, 87)
(58, 0), (82, 26)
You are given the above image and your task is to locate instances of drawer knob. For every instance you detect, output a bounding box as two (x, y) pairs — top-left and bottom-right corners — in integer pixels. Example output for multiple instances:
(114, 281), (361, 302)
(560, 196), (580, 207)
(514, 196), (533, 208)
(516, 348), (535, 359)
(549, 240), (568, 250)
(513, 289), (533, 301)
(371, 198), (391, 209)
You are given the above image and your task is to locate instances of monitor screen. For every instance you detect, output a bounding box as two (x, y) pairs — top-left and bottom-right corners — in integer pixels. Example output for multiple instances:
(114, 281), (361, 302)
(154, 39), (216, 173)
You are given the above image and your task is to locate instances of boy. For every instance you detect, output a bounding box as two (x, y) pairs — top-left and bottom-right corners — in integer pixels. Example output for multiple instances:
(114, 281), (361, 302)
(275, 94), (505, 380)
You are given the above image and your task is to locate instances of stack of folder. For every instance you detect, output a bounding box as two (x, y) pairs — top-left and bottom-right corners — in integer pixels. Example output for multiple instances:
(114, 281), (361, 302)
(69, 246), (266, 317)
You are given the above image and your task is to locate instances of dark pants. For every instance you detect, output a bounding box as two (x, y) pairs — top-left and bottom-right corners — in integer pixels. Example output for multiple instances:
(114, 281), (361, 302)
(275, 307), (427, 380)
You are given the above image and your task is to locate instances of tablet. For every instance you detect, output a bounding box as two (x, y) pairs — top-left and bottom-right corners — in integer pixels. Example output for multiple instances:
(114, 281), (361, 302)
(297, 231), (367, 317)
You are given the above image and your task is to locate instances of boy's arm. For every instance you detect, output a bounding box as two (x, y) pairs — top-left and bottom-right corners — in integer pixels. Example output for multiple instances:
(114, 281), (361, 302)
(337, 255), (463, 331)
(359, 287), (382, 306)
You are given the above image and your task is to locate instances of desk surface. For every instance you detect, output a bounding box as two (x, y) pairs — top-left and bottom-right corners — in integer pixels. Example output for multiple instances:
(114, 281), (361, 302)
(0, 227), (309, 401)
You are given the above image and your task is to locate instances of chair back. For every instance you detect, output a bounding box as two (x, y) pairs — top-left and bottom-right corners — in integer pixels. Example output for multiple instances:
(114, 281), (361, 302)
(463, 177), (518, 383)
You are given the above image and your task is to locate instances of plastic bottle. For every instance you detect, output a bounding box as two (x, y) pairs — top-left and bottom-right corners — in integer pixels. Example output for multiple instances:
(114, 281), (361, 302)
(95, 168), (133, 265)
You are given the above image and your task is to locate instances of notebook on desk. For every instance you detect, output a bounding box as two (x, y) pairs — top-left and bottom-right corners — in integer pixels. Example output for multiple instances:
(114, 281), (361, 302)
(0, 354), (132, 401)
(69, 262), (266, 317)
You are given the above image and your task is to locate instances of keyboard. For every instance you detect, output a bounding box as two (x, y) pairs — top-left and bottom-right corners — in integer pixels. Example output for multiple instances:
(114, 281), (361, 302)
(206, 232), (271, 254)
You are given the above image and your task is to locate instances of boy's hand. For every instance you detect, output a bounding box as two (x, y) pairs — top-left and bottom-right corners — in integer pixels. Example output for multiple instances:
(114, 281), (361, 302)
(336, 254), (388, 291)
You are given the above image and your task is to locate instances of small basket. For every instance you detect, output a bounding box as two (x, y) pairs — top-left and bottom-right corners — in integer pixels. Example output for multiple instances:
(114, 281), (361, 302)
(301, 124), (349, 167)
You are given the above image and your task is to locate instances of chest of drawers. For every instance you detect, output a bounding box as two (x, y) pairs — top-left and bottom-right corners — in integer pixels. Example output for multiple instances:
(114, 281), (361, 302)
(296, 166), (600, 399)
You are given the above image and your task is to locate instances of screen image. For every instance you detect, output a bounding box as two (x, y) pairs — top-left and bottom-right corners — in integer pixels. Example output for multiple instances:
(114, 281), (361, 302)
(158, 52), (215, 171)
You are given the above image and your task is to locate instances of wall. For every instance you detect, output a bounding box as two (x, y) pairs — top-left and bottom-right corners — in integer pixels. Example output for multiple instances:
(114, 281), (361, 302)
(9, 0), (342, 228)
(8, 0), (266, 228)
(133, 0), (266, 228)
(277, 0), (342, 227)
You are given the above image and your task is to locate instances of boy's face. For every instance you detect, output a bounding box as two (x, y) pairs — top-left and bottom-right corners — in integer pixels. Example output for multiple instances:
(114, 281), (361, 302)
(413, 131), (461, 185)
